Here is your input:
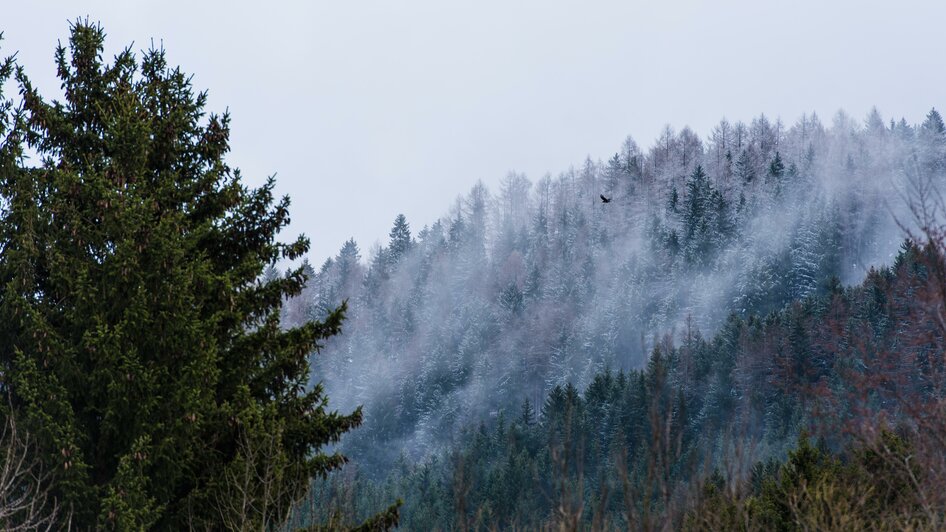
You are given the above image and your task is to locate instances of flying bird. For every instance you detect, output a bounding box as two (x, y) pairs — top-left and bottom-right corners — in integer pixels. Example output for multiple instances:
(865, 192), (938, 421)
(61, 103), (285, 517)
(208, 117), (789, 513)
(600, 194), (612, 203)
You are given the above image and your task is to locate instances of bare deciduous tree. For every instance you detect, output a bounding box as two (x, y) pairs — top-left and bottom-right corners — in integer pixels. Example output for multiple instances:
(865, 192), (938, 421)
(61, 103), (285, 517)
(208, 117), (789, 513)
(210, 424), (302, 532)
(0, 408), (66, 531)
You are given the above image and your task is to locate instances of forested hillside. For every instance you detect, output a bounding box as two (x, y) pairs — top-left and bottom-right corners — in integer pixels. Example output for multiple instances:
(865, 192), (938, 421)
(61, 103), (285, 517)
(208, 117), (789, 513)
(304, 240), (946, 529)
(4, 16), (946, 531)
(288, 109), (943, 478)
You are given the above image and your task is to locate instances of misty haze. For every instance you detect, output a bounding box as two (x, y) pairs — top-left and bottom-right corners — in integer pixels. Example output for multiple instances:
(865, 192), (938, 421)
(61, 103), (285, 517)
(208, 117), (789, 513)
(1, 3), (946, 530)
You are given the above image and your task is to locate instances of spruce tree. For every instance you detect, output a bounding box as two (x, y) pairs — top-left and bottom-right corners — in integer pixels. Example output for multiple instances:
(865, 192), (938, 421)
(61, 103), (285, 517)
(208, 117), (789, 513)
(768, 151), (785, 181)
(683, 166), (710, 238)
(387, 213), (412, 266)
(0, 22), (366, 528)
(337, 238), (361, 280)
(683, 165), (712, 262)
(736, 149), (755, 185)
(919, 108), (946, 176)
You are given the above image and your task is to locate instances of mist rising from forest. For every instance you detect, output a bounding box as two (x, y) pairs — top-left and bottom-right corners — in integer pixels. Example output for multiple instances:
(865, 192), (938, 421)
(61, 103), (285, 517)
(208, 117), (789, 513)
(286, 108), (942, 472)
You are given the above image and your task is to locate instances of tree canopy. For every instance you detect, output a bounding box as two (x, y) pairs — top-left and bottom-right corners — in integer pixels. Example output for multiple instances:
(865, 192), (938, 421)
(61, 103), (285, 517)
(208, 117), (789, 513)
(0, 22), (362, 529)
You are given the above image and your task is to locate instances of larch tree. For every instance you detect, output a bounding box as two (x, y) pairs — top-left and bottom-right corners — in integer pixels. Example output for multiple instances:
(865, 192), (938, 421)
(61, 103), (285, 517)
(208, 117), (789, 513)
(0, 22), (375, 529)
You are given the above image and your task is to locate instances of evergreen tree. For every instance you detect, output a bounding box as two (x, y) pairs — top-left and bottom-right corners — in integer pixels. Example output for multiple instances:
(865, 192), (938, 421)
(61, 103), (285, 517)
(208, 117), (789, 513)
(668, 186), (679, 213)
(866, 106), (886, 136)
(519, 398), (535, 426)
(919, 108), (946, 176)
(895, 118), (914, 142)
(388, 213), (413, 266)
(499, 283), (524, 315)
(710, 189), (734, 248)
(921, 108), (946, 137)
(0, 23), (370, 528)
(683, 166), (711, 237)
(767, 151), (785, 197)
(736, 148), (756, 185)
(605, 152), (624, 196)
(336, 237), (362, 288)
(682, 165), (715, 262)
(768, 151), (785, 182)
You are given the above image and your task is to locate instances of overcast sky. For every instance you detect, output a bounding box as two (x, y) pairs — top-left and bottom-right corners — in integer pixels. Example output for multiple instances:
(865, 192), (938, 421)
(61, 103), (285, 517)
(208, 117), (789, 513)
(3, 1), (945, 263)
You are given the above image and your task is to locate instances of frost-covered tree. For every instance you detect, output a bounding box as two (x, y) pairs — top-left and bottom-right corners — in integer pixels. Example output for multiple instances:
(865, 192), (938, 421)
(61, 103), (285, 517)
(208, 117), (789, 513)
(387, 214), (413, 267)
(306, 102), (928, 482)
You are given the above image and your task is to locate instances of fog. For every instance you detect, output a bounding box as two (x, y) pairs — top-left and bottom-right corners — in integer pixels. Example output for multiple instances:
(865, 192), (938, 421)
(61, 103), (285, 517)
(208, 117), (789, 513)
(284, 107), (939, 473)
(5, 0), (942, 479)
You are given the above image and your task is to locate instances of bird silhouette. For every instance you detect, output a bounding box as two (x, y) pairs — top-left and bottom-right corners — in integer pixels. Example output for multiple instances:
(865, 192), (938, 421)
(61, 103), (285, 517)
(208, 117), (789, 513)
(600, 194), (611, 203)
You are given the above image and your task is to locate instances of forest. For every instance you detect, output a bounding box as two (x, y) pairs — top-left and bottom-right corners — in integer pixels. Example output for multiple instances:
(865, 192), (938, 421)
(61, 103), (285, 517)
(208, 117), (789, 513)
(1, 20), (946, 531)
(289, 76), (946, 527)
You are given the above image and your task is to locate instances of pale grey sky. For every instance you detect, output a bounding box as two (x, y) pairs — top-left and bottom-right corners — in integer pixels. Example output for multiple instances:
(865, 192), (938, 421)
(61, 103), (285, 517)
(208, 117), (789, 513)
(3, 1), (945, 263)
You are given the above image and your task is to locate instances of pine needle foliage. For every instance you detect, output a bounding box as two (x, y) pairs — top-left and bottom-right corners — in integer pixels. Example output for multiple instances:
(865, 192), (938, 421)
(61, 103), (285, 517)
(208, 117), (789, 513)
(0, 21), (361, 529)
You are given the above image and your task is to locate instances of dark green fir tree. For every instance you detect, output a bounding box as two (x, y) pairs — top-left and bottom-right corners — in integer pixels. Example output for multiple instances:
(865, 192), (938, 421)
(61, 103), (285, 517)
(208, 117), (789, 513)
(0, 22), (396, 529)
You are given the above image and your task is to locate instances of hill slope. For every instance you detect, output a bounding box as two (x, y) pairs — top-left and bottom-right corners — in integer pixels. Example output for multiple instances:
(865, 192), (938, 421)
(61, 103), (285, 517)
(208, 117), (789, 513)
(293, 109), (944, 474)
